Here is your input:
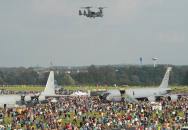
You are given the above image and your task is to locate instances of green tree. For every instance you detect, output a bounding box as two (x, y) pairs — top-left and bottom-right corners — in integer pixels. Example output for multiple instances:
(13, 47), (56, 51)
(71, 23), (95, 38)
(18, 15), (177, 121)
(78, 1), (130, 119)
(62, 73), (75, 85)
(183, 71), (188, 85)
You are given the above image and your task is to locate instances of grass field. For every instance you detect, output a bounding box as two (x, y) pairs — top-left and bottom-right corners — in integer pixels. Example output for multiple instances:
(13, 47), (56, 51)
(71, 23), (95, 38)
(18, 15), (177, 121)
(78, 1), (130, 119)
(0, 85), (188, 93)
(0, 85), (44, 91)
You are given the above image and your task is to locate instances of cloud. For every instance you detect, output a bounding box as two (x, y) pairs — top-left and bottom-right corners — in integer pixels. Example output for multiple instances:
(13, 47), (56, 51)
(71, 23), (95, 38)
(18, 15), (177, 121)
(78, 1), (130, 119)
(158, 32), (186, 43)
(31, 0), (73, 16)
(100, 0), (164, 24)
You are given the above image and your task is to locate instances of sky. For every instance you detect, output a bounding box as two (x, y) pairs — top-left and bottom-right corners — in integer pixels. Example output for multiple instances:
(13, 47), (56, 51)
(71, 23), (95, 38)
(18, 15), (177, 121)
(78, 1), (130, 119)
(0, 0), (188, 67)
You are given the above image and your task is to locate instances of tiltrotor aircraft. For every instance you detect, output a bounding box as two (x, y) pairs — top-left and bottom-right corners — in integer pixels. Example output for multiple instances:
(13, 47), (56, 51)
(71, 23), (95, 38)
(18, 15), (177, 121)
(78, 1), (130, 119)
(79, 6), (106, 18)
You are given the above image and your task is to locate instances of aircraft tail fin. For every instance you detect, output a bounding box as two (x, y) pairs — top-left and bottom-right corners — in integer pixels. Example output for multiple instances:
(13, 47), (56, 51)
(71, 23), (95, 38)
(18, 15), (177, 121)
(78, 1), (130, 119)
(159, 67), (172, 88)
(41, 71), (55, 96)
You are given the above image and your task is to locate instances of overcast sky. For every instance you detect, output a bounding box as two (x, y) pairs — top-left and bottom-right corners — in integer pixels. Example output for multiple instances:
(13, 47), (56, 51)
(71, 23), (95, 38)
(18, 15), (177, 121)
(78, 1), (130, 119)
(0, 0), (187, 67)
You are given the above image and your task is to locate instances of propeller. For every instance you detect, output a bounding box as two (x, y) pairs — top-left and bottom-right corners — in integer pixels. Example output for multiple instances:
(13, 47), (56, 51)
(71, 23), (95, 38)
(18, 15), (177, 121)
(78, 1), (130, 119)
(98, 7), (107, 10)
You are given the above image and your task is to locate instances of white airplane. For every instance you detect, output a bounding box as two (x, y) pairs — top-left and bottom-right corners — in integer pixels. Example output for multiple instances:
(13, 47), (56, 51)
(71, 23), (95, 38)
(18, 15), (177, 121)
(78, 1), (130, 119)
(0, 71), (56, 108)
(100, 67), (179, 102)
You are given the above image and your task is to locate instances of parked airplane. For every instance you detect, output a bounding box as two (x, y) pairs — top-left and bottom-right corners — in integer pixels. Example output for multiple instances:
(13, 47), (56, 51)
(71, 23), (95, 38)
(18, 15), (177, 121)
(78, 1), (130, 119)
(100, 67), (179, 102)
(21, 71), (89, 103)
(0, 71), (56, 108)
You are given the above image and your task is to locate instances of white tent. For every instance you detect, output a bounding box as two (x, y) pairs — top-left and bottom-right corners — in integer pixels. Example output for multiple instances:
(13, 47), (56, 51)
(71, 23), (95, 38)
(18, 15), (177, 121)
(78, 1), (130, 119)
(71, 91), (88, 96)
(51, 98), (57, 103)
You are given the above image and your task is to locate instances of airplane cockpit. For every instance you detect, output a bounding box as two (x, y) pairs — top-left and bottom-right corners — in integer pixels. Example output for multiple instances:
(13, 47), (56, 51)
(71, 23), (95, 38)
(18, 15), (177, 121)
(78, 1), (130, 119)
(99, 89), (127, 102)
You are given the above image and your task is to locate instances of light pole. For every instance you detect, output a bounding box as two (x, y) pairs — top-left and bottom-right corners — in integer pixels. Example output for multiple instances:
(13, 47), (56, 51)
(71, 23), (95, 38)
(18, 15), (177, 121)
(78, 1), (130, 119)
(152, 58), (158, 68)
(139, 57), (143, 65)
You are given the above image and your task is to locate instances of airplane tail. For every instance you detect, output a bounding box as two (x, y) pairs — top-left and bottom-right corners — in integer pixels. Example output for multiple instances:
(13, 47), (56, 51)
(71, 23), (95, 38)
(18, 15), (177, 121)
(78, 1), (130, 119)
(41, 71), (55, 96)
(159, 67), (172, 88)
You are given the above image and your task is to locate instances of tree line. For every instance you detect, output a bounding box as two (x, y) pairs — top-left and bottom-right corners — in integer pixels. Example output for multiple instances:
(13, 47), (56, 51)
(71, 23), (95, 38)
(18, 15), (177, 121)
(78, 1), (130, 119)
(0, 65), (188, 86)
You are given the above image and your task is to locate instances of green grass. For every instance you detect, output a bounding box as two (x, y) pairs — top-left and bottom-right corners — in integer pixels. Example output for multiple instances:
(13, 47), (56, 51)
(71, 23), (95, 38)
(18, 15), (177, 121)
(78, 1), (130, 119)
(64, 85), (122, 91)
(168, 86), (188, 94)
(0, 85), (44, 91)
(0, 85), (188, 93)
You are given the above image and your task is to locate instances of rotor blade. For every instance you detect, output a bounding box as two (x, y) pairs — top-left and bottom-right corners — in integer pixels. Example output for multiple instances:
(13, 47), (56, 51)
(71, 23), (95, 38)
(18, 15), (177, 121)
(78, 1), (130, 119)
(81, 6), (92, 9)
(98, 7), (107, 9)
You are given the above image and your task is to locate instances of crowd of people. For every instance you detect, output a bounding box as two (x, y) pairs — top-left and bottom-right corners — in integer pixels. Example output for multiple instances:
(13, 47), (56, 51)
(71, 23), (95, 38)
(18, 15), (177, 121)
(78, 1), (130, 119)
(0, 93), (188, 130)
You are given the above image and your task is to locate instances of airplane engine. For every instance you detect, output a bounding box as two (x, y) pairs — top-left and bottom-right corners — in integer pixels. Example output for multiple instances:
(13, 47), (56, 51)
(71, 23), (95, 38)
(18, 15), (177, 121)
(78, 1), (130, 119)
(147, 96), (156, 102)
(167, 95), (179, 101)
(39, 95), (45, 101)
(24, 95), (31, 101)
(20, 95), (31, 105)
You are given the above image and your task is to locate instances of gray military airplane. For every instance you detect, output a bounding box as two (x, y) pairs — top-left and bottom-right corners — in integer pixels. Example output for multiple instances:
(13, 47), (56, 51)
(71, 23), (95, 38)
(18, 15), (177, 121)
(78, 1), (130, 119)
(100, 67), (179, 102)
(0, 71), (56, 108)
(79, 6), (106, 18)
